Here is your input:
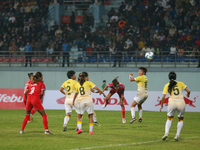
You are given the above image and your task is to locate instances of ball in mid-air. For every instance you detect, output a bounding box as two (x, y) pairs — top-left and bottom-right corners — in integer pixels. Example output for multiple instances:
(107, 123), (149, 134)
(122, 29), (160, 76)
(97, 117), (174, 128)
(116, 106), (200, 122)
(145, 52), (154, 60)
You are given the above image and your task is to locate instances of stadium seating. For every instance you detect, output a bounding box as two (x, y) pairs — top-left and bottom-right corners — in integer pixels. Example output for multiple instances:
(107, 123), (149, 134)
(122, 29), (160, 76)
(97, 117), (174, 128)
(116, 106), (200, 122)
(98, 56), (104, 62)
(176, 56), (181, 62)
(90, 56), (97, 62)
(77, 56), (83, 62)
(182, 56), (189, 62)
(168, 56), (175, 62)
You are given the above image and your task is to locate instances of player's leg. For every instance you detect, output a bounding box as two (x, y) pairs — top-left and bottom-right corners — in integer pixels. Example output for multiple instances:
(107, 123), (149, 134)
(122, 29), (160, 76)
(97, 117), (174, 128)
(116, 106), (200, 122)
(63, 103), (72, 131)
(93, 111), (101, 126)
(174, 101), (185, 141)
(103, 92), (113, 108)
(20, 110), (31, 134)
(120, 96), (126, 124)
(87, 102), (94, 134)
(129, 99), (137, 124)
(138, 94), (148, 123)
(76, 103), (84, 134)
(162, 101), (176, 140)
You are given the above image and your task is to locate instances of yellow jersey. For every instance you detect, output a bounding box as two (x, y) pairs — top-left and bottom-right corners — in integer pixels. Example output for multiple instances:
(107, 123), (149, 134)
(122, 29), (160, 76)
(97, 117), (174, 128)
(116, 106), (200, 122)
(135, 75), (148, 92)
(163, 81), (187, 100)
(75, 81), (95, 103)
(61, 79), (78, 99)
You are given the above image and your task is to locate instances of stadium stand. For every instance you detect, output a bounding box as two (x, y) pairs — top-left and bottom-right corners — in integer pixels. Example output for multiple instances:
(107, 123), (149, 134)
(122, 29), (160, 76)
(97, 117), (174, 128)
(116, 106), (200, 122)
(0, 0), (200, 68)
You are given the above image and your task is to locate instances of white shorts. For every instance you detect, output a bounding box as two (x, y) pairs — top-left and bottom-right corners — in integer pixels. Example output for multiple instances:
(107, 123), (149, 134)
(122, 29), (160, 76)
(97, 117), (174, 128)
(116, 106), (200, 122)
(64, 99), (73, 115)
(74, 102), (94, 115)
(133, 92), (148, 104)
(167, 100), (186, 117)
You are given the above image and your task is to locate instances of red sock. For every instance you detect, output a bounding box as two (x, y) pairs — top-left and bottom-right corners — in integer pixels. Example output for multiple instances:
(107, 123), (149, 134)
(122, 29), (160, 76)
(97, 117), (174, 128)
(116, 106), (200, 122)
(42, 114), (48, 130)
(21, 114), (30, 130)
(121, 106), (125, 118)
(31, 109), (36, 115)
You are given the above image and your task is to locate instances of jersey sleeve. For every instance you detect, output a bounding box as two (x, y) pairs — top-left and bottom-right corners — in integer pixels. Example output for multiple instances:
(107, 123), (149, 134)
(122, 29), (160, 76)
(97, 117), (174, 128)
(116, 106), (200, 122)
(61, 81), (66, 88)
(108, 83), (113, 88)
(88, 81), (95, 88)
(181, 82), (187, 89)
(135, 76), (142, 82)
(41, 82), (46, 91)
(163, 83), (168, 94)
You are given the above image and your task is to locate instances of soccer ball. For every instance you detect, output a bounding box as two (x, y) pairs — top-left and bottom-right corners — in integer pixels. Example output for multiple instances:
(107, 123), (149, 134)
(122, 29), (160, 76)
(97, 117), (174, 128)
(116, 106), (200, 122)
(145, 52), (154, 60)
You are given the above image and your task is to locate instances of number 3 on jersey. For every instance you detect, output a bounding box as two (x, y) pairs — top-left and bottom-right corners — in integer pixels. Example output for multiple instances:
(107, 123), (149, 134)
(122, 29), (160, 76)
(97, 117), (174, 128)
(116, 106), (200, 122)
(79, 87), (85, 95)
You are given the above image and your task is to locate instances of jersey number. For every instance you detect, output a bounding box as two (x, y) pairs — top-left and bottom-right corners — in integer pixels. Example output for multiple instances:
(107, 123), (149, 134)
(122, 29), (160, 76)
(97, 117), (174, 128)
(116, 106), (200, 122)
(173, 87), (179, 95)
(79, 87), (85, 95)
(66, 86), (71, 92)
(29, 87), (35, 95)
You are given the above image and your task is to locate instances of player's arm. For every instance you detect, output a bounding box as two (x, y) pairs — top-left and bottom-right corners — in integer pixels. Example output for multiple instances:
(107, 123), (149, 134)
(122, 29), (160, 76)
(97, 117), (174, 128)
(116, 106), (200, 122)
(93, 86), (106, 97)
(71, 92), (78, 108)
(160, 94), (166, 112)
(129, 73), (136, 82)
(24, 89), (29, 100)
(40, 89), (45, 99)
(60, 87), (66, 95)
(184, 87), (190, 97)
(102, 85), (109, 93)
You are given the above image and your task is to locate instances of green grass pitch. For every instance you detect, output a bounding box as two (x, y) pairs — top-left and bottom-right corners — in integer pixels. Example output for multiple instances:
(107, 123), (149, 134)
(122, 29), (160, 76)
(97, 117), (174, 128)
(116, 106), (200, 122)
(0, 109), (199, 150)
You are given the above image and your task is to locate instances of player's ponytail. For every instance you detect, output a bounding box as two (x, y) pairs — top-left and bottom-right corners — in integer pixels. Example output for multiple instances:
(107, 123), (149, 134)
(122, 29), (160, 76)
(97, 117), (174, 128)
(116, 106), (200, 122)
(79, 73), (85, 86)
(112, 76), (119, 87)
(168, 71), (177, 95)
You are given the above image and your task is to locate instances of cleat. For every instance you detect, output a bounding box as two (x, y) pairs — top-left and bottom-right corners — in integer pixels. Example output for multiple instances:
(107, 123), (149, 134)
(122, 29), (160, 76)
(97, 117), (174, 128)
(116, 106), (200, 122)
(129, 117), (136, 124)
(89, 131), (94, 135)
(75, 128), (79, 131)
(102, 101), (108, 108)
(122, 118), (126, 124)
(94, 122), (101, 126)
(76, 129), (83, 134)
(174, 135), (179, 141)
(63, 126), (67, 132)
(20, 130), (24, 134)
(162, 134), (168, 140)
(45, 130), (53, 135)
(138, 118), (142, 123)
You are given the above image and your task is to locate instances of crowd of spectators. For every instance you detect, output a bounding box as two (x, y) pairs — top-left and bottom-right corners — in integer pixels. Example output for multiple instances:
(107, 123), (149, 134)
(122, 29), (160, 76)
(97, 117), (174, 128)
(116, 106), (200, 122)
(0, 0), (200, 67)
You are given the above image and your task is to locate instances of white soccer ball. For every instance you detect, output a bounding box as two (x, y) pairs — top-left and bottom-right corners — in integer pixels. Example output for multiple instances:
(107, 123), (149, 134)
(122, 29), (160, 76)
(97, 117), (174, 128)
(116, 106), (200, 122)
(145, 52), (154, 60)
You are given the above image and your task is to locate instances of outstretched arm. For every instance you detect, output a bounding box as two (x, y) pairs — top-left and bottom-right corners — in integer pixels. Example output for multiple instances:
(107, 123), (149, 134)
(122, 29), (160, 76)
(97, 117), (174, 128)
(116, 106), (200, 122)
(102, 85), (109, 93)
(94, 86), (106, 97)
(129, 73), (136, 82)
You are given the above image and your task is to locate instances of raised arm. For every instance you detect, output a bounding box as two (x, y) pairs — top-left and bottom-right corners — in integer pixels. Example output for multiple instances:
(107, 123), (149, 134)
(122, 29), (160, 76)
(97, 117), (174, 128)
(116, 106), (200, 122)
(129, 73), (136, 82)
(94, 86), (106, 97)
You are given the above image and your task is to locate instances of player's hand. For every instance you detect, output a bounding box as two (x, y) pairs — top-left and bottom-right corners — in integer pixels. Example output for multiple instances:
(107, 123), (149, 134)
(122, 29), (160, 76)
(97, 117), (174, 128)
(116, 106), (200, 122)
(130, 73), (133, 76)
(160, 105), (163, 112)
(94, 90), (99, 93)
(103, 93), (106, 97)
(70, 103), (74, 108)
(186, 93), (190, 98)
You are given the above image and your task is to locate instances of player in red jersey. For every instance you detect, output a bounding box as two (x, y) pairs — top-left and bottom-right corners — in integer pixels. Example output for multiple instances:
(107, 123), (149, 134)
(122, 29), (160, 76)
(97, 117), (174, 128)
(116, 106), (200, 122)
(102, 77), (126, 124)
(23, 73), (36, 122)
(20, 72), (53, 135)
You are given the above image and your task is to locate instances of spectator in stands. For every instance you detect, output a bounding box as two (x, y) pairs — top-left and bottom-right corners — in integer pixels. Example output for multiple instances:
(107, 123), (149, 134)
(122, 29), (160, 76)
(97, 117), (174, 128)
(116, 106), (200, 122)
(62, 39), (70, 67)
(111, 12), (118, 21)
(46, 44), (54, 56)
(86, 44), (92, 56)
(55, 26), (62, 38)
(195, 36), (200, 46)
(178, 46), (184, 56)
(87, 13), (95, 28)
(77, 37), (85, 51)
(107, 7), (116, 19)
(169, 44), (177, 55)
(96, 32), (105, 47)
(8, 42), (18, 56)
(138, 37), (146, 49)
(24, 42), (32, 67)
(41, 32), (49, 42)
(98, 18), (105, 31)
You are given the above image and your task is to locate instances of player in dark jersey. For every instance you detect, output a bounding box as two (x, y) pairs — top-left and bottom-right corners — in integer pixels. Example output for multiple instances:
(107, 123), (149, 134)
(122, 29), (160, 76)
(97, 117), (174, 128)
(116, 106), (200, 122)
(102, 77), (126, 124)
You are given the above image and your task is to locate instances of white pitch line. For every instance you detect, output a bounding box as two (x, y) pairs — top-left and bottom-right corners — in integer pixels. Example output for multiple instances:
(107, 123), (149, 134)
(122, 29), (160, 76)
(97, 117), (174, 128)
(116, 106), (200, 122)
(68, 136), (199, 150)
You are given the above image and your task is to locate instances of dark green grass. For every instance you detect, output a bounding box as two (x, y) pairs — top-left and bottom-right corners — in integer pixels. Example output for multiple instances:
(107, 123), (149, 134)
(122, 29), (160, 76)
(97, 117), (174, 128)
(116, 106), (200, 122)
(0, 109), (199, 150)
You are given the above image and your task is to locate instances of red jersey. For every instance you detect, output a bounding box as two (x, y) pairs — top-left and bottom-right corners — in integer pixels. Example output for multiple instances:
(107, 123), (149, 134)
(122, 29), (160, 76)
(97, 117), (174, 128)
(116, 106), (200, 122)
(27, 81), (46, 97)
(108, 83), (125, 97)
(24, 80), (31, 94)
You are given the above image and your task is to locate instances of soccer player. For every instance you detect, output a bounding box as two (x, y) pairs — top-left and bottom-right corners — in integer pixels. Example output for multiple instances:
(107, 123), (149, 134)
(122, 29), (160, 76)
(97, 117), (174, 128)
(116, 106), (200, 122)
(160, 71), (190, 141)
(20, 72), (53, 135)
(129, 67), (148, 123)
(102, 77), (126, 124)
(60, 70), (77, 131)
(23, 72), (36, 122)
(71, 72), (104, 135)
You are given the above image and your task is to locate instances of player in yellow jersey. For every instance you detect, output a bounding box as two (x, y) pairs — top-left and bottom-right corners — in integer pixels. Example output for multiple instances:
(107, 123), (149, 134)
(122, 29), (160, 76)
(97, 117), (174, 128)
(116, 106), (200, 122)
(129, 67), (148, 124)
(71, 72), (104, 135)
(160, 71), (190, 141)
(60, 70), (77, 131)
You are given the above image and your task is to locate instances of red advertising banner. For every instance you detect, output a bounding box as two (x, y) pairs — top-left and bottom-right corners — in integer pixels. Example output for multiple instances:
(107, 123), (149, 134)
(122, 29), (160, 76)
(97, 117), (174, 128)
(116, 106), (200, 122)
(0, 89), (25, 109)
(61, 15), (83, 23)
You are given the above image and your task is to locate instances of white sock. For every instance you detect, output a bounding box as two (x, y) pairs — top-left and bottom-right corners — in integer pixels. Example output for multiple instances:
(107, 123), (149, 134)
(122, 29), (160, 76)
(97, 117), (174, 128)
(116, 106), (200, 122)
(63, 116), (70, 127)
(89, 123), (93, 132)
(77, 121), (82, 130)
(165, 120), (172, 135)
(93, 112), (97, 122)
(131, 107), (135, 118)
(176, 121), (183, 137)
(138, 108), (143, 119)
